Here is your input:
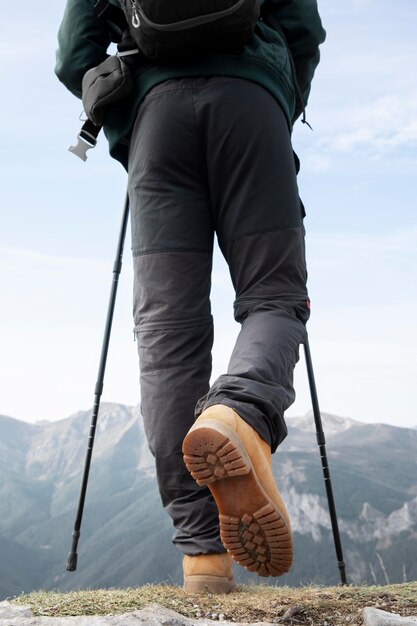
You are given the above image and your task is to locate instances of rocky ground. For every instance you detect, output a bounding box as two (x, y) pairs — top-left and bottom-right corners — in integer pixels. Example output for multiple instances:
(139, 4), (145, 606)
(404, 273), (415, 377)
(4, 583), (416, 625)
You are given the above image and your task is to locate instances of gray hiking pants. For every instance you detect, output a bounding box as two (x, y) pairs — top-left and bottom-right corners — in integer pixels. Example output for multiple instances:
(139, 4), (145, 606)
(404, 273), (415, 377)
(128, 77), (309, 555)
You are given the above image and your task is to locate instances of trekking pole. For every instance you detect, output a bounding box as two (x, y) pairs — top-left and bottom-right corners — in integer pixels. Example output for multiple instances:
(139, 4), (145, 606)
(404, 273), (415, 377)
(67, 191), (130, 572)
(303, 335), (348, 585)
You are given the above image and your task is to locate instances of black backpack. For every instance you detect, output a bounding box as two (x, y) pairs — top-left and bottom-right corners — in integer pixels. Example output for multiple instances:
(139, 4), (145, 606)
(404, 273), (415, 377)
(99, 0), (260, 62)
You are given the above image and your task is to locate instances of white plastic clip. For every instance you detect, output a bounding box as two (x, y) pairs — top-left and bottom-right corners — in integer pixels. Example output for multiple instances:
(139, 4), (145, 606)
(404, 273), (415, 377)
(68, 132), (97, 162)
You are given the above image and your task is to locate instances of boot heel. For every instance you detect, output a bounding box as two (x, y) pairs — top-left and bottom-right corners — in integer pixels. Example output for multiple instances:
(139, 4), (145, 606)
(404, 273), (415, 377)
(183, 426), (250, 486)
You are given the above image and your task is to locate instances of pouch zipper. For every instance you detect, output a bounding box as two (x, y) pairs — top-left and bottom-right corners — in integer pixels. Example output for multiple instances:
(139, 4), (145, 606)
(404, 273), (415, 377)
(129, 0), (247, 31)
(131, 1), (140, 28)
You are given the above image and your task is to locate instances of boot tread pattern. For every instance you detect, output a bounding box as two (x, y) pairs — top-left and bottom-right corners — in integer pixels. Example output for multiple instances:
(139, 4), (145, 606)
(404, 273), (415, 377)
(220, 504), (292, 576)
(183, 426), (292, 576)
(183, 429), (250, 486)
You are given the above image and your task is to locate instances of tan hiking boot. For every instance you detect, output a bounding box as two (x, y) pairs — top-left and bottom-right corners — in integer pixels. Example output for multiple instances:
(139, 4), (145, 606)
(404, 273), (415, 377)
(183, 553), (234, 594)
(182, 404), (292, 577)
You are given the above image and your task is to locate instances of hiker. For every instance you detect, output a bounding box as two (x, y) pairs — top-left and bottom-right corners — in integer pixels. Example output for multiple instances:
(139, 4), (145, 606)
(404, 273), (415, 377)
(56, 0), (325, 593)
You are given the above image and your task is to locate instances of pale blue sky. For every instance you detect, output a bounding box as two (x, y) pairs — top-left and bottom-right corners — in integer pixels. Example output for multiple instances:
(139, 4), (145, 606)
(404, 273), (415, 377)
(1, 0), (416, 427)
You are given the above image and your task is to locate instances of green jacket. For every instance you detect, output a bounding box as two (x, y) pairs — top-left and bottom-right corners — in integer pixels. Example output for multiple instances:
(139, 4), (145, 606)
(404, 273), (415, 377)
(55, 0), (325, 168)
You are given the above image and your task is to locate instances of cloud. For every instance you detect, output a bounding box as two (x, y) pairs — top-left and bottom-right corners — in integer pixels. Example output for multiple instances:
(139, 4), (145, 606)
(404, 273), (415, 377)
(311, 225), (417, 255)
(1, 0), (416, 429)
(301, 153), (331, 172)
(0, 245), (132, 329)
(2, 224), (416, 428)
(201, 228), (417, 428)
(321, 93), (417, 155)
(306, 227), (417, 313)
(0, 245), (137, 423)
(289, 226), (417, 428)
(298, 1), (417, 163)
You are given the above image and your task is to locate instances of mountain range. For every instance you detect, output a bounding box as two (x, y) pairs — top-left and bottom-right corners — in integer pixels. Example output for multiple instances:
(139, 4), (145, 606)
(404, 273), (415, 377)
(0, 404), (416, 600)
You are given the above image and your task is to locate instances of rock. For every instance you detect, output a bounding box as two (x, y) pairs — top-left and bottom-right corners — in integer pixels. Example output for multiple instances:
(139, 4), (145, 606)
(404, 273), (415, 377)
(363, 607), (417, 626)
(0, 602), (33, 618)
(0, 602), (279, 626)
(275, 605), (305, 622)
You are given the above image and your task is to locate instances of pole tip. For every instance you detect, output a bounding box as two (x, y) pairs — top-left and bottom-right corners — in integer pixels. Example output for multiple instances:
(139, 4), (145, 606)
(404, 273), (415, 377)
(66, 552), (78, 572)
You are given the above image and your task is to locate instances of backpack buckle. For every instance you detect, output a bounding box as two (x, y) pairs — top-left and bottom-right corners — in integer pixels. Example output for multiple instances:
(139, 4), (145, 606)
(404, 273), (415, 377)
(68, 131), (97, 161)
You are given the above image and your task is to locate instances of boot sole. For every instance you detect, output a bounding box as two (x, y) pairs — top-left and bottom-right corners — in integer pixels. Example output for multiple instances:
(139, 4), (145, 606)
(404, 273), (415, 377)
(182, 421), (292, 577)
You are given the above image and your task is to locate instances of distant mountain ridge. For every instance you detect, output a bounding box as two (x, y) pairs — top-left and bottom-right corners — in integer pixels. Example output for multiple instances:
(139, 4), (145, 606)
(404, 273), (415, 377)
(0, 404), (416, 599)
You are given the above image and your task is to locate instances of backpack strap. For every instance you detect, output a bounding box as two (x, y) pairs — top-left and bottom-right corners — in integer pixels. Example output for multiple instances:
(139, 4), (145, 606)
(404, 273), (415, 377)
(94, 0), (128, 40)
(94, 0), (139, 55)
(68, 118), (102, 161)
(69, 0), (138, 161)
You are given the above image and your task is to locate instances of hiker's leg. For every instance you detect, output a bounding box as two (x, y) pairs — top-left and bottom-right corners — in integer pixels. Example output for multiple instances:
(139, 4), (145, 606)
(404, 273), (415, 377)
(194, 78), (309, 452)
(128, 80), (223, 554)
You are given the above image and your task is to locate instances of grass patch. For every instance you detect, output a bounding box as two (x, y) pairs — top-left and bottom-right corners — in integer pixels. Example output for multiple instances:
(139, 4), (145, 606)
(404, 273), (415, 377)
(14, 582), (417, 624)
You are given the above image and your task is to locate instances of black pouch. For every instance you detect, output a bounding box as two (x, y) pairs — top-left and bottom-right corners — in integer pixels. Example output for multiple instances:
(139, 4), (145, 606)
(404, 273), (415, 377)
(119, 0), (260, 62)
(82, 55), (134, 126)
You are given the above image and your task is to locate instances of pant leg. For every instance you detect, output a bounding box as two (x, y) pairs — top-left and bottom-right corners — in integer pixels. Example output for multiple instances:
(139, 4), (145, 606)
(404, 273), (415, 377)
(192, 78), (310, 452)
(128, 80), (224, 554)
